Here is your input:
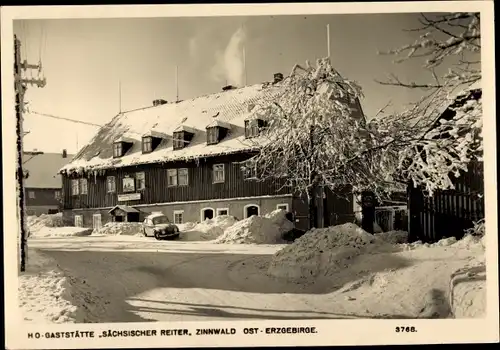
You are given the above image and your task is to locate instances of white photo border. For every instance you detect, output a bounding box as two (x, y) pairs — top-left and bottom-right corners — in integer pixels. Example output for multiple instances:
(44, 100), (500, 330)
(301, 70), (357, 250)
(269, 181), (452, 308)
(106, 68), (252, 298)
(1, 2), (498, 349)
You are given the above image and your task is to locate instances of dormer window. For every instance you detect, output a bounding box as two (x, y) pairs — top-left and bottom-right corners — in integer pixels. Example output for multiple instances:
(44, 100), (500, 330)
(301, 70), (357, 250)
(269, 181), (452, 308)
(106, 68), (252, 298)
(141, 130), (167, 154)
(113, 142), (123, 158)
(142, 136), (153, 153)
(206, 120), (230, 145)
(207, 127), (218, 145)
(173, 132), (185, 150)
(245, 119), (267, 138)
(172, 126), (195, 150)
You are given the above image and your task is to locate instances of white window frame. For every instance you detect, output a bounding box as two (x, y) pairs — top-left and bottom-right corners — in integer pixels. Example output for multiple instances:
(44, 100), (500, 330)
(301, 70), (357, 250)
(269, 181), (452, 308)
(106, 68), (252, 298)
(167, 169), (178, 187)
(28, 191), (35, 199)
(106, 176), (116, 193)
(243, 204), (260, 219)
(173, 210), (184, 225)
(213, 164), (225, 184)
(79, 178), (88, 195)
(216, 208), (229, 216)
(200, 207), (215, 222)
(74, 215), (83, 227)
(71, 179), (79, 195)
(178, 168), (189, 186)
(276, 203), (289, 212)
(54, 190), (61, 200)
(113, 142), (123, 158)
(136, 172), (146, 190)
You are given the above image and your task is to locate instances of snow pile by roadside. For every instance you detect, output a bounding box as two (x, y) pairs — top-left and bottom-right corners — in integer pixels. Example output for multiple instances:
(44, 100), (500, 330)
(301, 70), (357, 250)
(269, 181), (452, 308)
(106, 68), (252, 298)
(376, 231), (409, 244)
(268, 223), (378, 280)
(28, 213), (64, 231)
(214, 210), (293, 244)
(177, 222), (197, 232)
(19, 249), (79, 323)
(398, 233), (485, 252)
(94, 222), (144, 236)
(30, 226), (93, 238)
(181, 215), (238, 241)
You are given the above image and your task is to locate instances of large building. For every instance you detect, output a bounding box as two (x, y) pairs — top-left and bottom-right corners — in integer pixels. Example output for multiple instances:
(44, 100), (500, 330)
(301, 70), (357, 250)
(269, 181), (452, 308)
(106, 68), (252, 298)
(24, 150), (73, 216)
(59, 73), (365, 231)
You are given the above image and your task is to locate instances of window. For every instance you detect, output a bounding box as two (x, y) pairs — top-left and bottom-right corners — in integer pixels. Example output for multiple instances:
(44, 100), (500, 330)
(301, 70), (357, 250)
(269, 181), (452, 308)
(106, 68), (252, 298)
(106, 176), (116, 193)
(28, 191), (35, 199)
(167, 169), (178, 186)
(217, 208), (229, 216)
(173, 133), (184, 150)
(113, 142), (123, 158)
(213, 164), (225, 183)
(122, 177), (135, 192)
(79, 178), (88, 195)
(277, 203), (289, 212)
(71, 179), (79, 195)
(173, 210), (184, 224)
(54, 190), (61, 200)
(244, 204), (260, 218)
(178, 168), (189, 186)
(142, 137), (153, 153)
(74, 215), (83, 227)
(207, 127), (219, 145)
(136, 172), (146, 190)
(245, 119), (260, 138)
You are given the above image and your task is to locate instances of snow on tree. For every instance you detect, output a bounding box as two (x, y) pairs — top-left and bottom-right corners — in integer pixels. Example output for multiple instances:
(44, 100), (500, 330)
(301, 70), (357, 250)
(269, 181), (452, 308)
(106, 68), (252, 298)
(241, 58), (397, 228)
(375, 12), (482, 196)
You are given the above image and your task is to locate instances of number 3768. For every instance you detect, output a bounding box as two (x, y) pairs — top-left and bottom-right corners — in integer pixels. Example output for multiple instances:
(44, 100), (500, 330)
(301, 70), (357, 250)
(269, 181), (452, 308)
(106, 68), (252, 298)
(395, 326), (417, 333)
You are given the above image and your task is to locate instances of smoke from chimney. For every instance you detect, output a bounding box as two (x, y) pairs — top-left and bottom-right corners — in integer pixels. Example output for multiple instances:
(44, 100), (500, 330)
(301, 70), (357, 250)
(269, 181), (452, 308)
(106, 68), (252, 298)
(211, 27), (247, 87)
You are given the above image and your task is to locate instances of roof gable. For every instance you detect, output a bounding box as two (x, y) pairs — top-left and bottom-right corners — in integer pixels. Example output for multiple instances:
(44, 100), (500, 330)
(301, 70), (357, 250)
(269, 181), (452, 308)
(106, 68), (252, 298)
(23, 152), (74, 188)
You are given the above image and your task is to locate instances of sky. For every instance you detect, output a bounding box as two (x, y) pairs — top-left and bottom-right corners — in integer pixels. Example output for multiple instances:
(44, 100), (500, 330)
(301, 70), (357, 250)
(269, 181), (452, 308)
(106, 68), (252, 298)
(14, 13), (448, 154)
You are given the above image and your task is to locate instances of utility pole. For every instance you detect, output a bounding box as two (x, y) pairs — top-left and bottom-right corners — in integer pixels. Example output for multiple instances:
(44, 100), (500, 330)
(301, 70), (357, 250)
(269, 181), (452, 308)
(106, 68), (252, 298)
(14, 35), (46, 272)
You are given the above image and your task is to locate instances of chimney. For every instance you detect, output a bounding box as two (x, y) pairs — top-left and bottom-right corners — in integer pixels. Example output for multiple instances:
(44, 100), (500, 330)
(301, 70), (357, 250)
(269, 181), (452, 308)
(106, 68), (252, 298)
(153, 99), (168, 107)
(62, 149), (68, 158)
(222, 85), (236, 92)
(273, 73), (284, 84)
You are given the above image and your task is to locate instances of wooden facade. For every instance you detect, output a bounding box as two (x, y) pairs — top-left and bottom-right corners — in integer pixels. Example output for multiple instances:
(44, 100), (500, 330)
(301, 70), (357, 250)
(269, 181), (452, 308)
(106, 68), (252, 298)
(62, 152), (290, 210)
(408, 161), (484, 243)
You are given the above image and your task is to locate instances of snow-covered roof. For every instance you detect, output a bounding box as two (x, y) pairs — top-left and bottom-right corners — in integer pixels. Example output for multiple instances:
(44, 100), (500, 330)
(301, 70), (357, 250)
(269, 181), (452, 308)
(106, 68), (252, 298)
(173, 124), (200, 134)
(142, 130), (169, 139)
(108, 205), (140, 214)
(24, 152), (74, 188)
(60, 83), (283, 174)
(206, 120), (232, 129)
(114, 135), (136, 143)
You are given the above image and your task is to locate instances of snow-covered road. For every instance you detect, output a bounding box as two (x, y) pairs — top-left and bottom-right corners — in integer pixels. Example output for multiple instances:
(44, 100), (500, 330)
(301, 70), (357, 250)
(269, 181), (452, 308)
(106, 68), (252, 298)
(28, 234), (485, 323)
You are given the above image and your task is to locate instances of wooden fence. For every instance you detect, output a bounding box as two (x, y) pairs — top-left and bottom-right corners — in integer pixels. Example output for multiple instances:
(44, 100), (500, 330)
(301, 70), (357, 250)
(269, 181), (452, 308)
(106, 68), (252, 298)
(408, 161), (485, 243)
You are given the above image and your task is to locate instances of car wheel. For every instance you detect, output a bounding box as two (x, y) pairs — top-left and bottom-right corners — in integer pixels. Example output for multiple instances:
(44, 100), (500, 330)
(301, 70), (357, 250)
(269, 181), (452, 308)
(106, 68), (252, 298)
(154, 231), (162, 240)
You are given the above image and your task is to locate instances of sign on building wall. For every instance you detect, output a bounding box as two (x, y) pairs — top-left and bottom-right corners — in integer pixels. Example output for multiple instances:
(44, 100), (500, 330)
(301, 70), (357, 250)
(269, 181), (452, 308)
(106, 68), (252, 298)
(122, 177), (135, 193)
(118, 193), (141, 202)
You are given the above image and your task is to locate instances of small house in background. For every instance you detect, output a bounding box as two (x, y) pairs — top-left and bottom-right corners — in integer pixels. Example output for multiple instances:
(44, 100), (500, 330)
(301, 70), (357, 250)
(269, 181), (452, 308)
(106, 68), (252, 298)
(23, 150), (74, 216)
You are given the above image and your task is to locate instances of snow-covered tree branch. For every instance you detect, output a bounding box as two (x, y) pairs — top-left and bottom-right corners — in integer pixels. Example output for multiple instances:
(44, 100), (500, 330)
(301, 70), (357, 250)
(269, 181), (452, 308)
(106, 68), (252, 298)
(375, 12), (483, 196)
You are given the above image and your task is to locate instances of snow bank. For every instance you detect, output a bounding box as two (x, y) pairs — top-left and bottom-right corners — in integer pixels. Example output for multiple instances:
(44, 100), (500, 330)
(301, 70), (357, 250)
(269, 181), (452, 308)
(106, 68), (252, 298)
(30, 227), (93, 238)
(19, 249), (79, 323)
(376, 231), (409, 244)
(267, 223), (377, 280)
(398, 233), (484, 251)
(214, 210), (293, 244)
(450, 264), (486, 318)
(94, 222), (144, 236)
(28, 213), (64, 229)
(181, 215), (238, 241)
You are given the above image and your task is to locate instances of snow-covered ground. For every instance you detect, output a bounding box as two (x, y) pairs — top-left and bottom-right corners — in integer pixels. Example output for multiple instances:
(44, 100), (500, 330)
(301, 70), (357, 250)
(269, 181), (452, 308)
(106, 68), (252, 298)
(18, 249), (79, 323)
(21, 213), (486, 322)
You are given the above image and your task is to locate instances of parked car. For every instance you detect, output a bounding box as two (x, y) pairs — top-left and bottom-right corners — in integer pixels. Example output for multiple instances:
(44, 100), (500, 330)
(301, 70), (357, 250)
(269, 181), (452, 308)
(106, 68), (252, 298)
(142, 213), (180, 240)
